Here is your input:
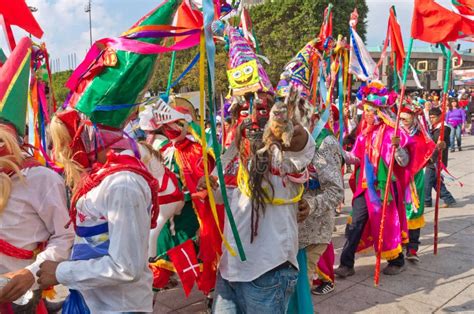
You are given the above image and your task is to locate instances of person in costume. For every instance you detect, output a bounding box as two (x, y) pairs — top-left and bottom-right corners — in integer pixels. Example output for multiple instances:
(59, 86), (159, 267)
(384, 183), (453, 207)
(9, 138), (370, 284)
(424, 107), (457, 208)
(0, 37), (74, 313)
(138, 97), (220, 296)
(298, 109), (344, 295)
(36, 108), (159, 313)
(399, 102), (435, 262)
(33, 1), (192, 310)
(335, 81), (412, 277)
(200, 25), (315, 313)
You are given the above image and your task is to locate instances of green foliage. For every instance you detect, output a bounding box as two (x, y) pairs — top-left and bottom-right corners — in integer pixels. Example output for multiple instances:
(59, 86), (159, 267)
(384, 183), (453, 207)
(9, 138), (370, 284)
(151, 0), (368, 96)
(51, 70), (72, 104)
(250, 0), (368, 85)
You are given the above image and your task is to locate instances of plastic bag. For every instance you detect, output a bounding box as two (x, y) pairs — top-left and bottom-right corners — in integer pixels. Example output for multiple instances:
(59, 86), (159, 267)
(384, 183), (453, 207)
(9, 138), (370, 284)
(61, 290), (90, 314)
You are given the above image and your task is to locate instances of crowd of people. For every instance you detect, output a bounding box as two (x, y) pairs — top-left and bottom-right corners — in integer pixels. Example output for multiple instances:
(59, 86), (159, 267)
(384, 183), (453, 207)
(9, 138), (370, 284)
(1, 1), (473, 314)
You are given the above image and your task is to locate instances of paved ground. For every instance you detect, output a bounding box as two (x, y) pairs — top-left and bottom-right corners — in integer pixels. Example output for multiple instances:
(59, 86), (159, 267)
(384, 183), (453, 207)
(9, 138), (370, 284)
(153, 135), (474, 313)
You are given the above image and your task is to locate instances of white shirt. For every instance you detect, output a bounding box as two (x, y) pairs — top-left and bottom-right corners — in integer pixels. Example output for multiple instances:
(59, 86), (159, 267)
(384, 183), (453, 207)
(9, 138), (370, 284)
(0, 166), (74, 289)
(56, 171), (153, 314)
(219, 133), (315, 282)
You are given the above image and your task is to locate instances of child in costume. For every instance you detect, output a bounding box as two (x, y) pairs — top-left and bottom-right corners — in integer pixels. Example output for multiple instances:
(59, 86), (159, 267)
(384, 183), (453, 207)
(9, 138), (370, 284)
(0, 37), (74, 313)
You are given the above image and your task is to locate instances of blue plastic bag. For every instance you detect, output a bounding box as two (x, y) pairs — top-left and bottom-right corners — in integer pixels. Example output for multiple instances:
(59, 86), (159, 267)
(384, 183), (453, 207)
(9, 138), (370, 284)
(62, 290), (90, 314)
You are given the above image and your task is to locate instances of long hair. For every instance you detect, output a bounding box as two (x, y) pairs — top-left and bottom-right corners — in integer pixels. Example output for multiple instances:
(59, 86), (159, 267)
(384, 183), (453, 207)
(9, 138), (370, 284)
(0, 126), (24, 213)
(235, 121), (274, 242)
(50, 116), (86, 192)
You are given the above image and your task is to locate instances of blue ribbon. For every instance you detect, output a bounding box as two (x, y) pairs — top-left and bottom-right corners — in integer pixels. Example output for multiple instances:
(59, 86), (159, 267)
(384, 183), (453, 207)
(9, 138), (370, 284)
(312, 107), (330, 140)
(203, 0), (216, 93)
(169, 52), (200, 90)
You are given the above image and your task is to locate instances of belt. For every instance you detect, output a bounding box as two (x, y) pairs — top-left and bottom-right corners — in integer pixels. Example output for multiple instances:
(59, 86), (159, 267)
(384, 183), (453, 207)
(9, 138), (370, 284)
(273, 261), (297, 272)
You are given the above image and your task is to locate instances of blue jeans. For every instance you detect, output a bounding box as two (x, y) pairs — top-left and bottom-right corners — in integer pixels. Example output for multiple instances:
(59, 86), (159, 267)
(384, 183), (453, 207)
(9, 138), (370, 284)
(449, 124), (462, 150)
(212, 266), (298, 314)
(424, 166), (456, 205)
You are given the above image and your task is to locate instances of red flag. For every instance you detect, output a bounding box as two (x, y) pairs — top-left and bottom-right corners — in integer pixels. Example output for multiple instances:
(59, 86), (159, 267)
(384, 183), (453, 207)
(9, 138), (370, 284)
(452, 0), (474, 17)
(0, 0), (43, 50)
(411, 0), (474, 43)
(319, 4), (333, 43)
(167, 240), (200, 296)
(388, 7), (405, 73)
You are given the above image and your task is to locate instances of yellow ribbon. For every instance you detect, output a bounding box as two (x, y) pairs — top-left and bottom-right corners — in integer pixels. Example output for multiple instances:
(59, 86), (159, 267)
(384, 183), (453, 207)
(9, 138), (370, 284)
(237, 166), (304, 205)
(198, 32), (236, 256)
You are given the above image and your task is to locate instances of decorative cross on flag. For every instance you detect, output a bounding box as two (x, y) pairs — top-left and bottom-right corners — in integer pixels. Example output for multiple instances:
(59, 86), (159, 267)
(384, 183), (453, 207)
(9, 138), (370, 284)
(167, 239), (200, 296)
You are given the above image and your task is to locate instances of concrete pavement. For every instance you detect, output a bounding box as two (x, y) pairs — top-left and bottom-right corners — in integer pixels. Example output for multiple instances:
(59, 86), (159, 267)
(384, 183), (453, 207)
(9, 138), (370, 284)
(153, 135), (474, 313)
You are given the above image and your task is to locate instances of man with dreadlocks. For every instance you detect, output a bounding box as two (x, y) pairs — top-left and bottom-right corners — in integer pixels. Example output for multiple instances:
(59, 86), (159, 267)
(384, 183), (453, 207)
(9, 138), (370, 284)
(0, 37), (74, 312)
(199, 25), (315, 313)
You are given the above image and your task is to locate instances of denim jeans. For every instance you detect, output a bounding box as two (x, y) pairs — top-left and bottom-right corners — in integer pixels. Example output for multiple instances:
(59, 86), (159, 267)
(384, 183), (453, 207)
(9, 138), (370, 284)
(340, 193), (404, 268)
(424, 166), (456, 205)
(212, 266), (298, 314)
(449, 124), (462, 150)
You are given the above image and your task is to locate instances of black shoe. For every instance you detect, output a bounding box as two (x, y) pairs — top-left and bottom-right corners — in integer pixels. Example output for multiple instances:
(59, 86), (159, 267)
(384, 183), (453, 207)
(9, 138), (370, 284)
(450, 149), (455, 153)
(458, 147), (462, 151)
(334, 265), (355, 278)
(406, 249), (420, 263)
(382, 264), (406, 275)
(311, 281), (335, 295)
(425, 202), (432, 207)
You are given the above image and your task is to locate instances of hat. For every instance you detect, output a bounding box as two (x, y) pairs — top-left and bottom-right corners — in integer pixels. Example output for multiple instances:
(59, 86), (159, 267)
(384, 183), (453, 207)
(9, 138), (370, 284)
(65, 0), (181, 128)
(283, 39), (318, 98)
(357, 81), (398, 108)
(0, 37), (32, 136)
(139, 97), (192, 131)
(226, 26), (273, 96)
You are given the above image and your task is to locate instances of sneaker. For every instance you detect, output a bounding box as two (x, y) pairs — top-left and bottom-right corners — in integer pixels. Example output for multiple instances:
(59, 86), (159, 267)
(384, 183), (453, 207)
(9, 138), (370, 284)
(406, 249), (420, 263)
(311, 281), (335, 295)
(382, 264), (406, 275)
(334, 265), (355, 278)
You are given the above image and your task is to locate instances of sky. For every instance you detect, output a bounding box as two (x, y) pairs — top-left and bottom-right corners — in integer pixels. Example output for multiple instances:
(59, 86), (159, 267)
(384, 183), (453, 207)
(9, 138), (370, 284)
(0, 0), (470, 72)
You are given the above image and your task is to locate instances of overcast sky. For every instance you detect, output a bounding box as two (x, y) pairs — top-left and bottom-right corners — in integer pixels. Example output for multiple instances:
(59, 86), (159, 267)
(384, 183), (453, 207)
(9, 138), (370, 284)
(0, 0), (470, 71)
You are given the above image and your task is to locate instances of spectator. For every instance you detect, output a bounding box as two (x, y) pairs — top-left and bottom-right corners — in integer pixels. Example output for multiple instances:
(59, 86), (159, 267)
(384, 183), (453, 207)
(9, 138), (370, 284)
(445, 99), (466, 152)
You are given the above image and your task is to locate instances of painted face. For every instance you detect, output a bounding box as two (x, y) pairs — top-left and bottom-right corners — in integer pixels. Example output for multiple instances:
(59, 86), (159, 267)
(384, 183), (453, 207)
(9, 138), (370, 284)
(227, 60), (260, 92)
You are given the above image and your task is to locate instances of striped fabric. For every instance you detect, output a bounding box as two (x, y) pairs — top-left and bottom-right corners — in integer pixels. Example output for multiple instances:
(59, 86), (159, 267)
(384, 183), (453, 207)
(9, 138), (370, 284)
(71, 221), (110, 261)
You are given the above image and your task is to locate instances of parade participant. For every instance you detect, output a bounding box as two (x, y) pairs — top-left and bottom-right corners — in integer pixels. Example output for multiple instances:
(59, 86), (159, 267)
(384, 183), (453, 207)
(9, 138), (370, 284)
(298, 110), (344, 295)
(399, 103), (436, 262)
(425, 107), (457, 208)
(0, 37), (74, 313)
(200, 25), (315, 313)
(335, 81), (411, 277)
(36, 108), (159, 313)
(33, 2), (188, 310)
(139, 97), (219, 295)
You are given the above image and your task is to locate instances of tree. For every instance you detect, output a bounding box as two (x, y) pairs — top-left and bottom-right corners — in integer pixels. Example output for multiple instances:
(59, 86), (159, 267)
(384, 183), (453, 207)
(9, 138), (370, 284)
(249, 0), (368, 85)
(51, 70), (72, 105)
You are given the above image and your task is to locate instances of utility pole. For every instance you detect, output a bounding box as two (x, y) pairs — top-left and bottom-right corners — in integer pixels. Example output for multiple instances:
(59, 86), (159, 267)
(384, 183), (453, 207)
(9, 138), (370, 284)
(84, 0), (92, 47)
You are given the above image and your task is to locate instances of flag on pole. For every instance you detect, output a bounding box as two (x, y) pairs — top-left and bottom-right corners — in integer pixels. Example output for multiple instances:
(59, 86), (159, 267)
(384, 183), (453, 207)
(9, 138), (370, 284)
(387, 7), (405, 74)
(411, 0), (474, 43)
(349, 28), (379, 81)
